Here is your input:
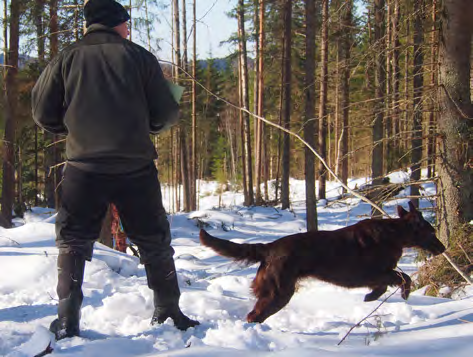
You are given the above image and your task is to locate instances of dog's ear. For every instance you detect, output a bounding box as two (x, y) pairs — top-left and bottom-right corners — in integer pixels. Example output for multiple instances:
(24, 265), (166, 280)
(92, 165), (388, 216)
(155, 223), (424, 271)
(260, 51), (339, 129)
(397, 205), (408, 218)
(408, 201), (417, 212)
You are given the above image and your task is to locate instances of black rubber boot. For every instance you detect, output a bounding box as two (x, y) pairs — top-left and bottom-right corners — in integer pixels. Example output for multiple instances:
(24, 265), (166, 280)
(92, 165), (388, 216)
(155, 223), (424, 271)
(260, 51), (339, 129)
(49, 253), (85, 340)
(145, 259), (199, 331)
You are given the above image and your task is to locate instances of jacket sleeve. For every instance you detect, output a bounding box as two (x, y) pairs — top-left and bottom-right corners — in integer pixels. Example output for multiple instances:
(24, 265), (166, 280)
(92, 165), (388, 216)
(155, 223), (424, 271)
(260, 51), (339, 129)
(31, 56), (68, 135)
(144, 54), (180, 134)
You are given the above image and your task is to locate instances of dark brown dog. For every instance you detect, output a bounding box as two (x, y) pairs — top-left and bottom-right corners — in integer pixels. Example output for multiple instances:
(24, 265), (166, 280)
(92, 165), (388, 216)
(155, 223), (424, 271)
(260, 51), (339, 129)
(199, 201), (445, 323)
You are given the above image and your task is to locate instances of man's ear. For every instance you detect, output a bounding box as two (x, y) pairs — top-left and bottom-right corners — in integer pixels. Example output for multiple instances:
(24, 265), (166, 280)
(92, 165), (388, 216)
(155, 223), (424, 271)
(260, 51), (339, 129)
(397, 205), (408, 218)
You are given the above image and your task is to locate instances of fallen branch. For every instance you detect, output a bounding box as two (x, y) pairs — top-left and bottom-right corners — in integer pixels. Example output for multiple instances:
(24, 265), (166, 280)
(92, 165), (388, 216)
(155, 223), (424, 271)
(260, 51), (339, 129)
(338, 288), (399, 346)
(442, 252), (473, 285)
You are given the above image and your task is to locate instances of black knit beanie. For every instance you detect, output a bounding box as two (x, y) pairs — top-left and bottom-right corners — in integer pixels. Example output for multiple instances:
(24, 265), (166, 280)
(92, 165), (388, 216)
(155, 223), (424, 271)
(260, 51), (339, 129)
(84, 0), (131, 28)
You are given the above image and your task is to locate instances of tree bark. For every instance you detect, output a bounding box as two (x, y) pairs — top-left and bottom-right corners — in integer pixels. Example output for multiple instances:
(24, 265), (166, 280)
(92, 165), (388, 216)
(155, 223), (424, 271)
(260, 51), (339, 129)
(1, 0), (21, 226)
(254, 0), (263, 205)
(427, 0), (437, 178)
(281, 0), (292, 210)
(237, 0), (254, 206)
(410, 0), (425, 208)
(191, 0), (197, 210)
(340, 1), (352, 193)
(436, 0), (473, 243)
(391, 0), (401, 149)
(304, 0), (317, 231)
(318, 0), (329, 201)
(255, 0), (268, 201)
(371, 0), (386, 217)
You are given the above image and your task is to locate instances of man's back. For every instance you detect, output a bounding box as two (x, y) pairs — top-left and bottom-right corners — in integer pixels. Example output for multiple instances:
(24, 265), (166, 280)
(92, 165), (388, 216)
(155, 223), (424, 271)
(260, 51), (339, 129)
(32, 24), (178, 172)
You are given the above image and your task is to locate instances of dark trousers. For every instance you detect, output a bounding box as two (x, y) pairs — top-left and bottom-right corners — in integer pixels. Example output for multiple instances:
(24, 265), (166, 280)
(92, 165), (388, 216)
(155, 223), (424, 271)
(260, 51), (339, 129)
(56, 163), (174, 264)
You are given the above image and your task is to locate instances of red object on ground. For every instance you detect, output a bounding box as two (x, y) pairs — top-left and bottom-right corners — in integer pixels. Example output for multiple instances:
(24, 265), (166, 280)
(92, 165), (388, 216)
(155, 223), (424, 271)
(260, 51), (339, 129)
(111, 204), (127, 253)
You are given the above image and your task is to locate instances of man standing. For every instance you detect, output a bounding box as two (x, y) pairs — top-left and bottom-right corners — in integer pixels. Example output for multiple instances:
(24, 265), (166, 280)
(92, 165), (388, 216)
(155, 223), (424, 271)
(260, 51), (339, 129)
(32, 0), (199, 340)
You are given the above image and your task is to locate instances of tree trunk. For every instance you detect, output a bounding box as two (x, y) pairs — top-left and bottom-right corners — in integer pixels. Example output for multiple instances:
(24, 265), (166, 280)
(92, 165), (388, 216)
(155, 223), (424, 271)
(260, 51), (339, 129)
(237, 0), (254, 206)
(238, 53), (248, 203)
(304, 0), (317, 231)
(34, 0), (45, 207)
(403, 19), (410, 152)
(191, 0), (197, 210)
(371, 0), (386, 217)
(391, 0), (401, 150)
(318, 0), (329, 201)
(254, 0), (263, 205)
(43, 0), (60, 210)
(436, 0), (473, 243)
(180, 0), (191, 212)
(1, 0), (21, 226)
(340, 1), (352, 193)
(280, 0), (292, 210)
(427, 0), (437, 178)
(410, 0), (424, 208)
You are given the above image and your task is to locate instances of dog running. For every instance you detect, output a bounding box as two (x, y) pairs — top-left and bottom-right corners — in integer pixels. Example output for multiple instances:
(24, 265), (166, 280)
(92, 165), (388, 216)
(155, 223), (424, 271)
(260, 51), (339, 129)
(199, 201), (445, 323)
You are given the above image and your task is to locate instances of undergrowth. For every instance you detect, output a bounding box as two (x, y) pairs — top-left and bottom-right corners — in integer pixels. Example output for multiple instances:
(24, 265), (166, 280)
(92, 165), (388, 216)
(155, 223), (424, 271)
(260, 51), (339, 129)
(416, 224), (473, 297)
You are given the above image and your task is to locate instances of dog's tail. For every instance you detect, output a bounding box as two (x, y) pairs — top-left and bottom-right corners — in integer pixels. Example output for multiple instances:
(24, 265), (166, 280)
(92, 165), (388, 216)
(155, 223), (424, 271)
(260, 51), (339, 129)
(199, 229), (268, 264)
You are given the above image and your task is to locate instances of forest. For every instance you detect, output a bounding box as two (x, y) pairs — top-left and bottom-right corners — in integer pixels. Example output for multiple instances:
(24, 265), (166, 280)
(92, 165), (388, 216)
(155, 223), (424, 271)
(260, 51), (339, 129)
(0, 0), (472, 289)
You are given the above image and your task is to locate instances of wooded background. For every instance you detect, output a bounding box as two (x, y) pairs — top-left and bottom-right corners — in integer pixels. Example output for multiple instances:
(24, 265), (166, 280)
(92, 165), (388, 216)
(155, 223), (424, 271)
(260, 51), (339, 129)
(1, 0), (472, 275)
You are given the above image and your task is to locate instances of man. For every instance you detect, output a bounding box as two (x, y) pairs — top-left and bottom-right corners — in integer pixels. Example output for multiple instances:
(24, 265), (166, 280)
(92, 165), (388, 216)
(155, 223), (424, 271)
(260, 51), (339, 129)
(32, 0), (199, 340)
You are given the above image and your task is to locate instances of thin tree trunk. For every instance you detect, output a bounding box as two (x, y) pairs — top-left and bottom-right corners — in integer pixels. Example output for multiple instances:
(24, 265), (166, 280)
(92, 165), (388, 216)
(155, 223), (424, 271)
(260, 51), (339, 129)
(304, 0), (317, 231)
(237, 0), (254, 206)
(436, 0), (473, 243)
(410, 0), (424, 208)
(237, 53), (248, 203)
(1, 0), (21, 226)
(340, 1), (352, 193)
(34, 0), (45, 207)
(254, 0), (263, 205)
(259, 0), (269, 202)
(144, 0), (151, 50)
(385, 0), (392, 172)
(427, 0), (437, 178)
(180, 0), (190, 212)
(371, 0), (386, 217)
(281, 0), (292, 210)
(191, 0), (197, 210)
(392, 0), (401, 150)
(318, 0), (329, 201)
(403, 19), (410, 152)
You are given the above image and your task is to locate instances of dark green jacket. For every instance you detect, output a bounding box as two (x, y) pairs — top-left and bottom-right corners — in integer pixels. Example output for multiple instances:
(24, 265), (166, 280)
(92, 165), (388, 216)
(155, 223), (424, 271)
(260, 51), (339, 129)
(32, 24), (179, 170)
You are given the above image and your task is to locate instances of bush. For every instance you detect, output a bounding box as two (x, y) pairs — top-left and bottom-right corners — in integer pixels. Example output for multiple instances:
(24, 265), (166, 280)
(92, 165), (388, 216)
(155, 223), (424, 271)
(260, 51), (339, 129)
(416, 224), (473, 297)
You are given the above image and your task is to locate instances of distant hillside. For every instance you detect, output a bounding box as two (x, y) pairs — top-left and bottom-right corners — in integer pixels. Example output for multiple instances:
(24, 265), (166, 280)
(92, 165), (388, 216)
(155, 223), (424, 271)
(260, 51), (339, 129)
(0, 53), (32, 68)
(159, 56), (254, 76)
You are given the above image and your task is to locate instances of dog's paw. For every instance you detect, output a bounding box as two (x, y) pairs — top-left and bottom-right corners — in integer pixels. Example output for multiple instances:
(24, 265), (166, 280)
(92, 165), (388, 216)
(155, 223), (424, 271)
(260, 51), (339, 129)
(401, 287), (411, 300)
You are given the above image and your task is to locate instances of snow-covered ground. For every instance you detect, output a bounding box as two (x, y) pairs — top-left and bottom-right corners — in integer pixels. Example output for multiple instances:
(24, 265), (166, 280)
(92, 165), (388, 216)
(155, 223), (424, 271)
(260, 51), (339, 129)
(1, 173), (472, 356)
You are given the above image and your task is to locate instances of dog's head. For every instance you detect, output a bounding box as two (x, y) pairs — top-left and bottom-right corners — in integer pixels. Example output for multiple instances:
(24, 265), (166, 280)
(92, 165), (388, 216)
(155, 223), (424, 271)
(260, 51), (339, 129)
(397, 201), (445, 256)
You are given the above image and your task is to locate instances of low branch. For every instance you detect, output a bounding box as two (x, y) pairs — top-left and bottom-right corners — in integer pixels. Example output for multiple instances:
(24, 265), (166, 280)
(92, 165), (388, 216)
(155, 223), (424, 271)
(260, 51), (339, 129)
(337, 288), (399, 345)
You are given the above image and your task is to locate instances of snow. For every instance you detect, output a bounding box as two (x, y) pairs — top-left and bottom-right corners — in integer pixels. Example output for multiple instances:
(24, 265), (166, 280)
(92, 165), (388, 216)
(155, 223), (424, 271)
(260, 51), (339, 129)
(1, 175), (472, 356)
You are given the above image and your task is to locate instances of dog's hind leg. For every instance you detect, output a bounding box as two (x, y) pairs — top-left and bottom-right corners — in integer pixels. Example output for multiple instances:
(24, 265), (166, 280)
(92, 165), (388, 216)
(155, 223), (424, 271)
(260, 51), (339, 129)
(364, 285), (388, 302)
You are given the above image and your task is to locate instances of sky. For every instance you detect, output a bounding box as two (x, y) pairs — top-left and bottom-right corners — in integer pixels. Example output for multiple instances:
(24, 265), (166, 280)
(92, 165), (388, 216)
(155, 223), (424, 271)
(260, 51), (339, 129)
(0, 0), (238, 61)
(136, 0), (238, 60)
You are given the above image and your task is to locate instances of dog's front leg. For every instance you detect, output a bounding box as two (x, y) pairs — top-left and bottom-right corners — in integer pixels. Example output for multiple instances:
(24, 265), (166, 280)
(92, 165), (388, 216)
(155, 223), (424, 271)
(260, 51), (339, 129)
(397, 272), (411, 300)
(364, 285), (388, 302)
